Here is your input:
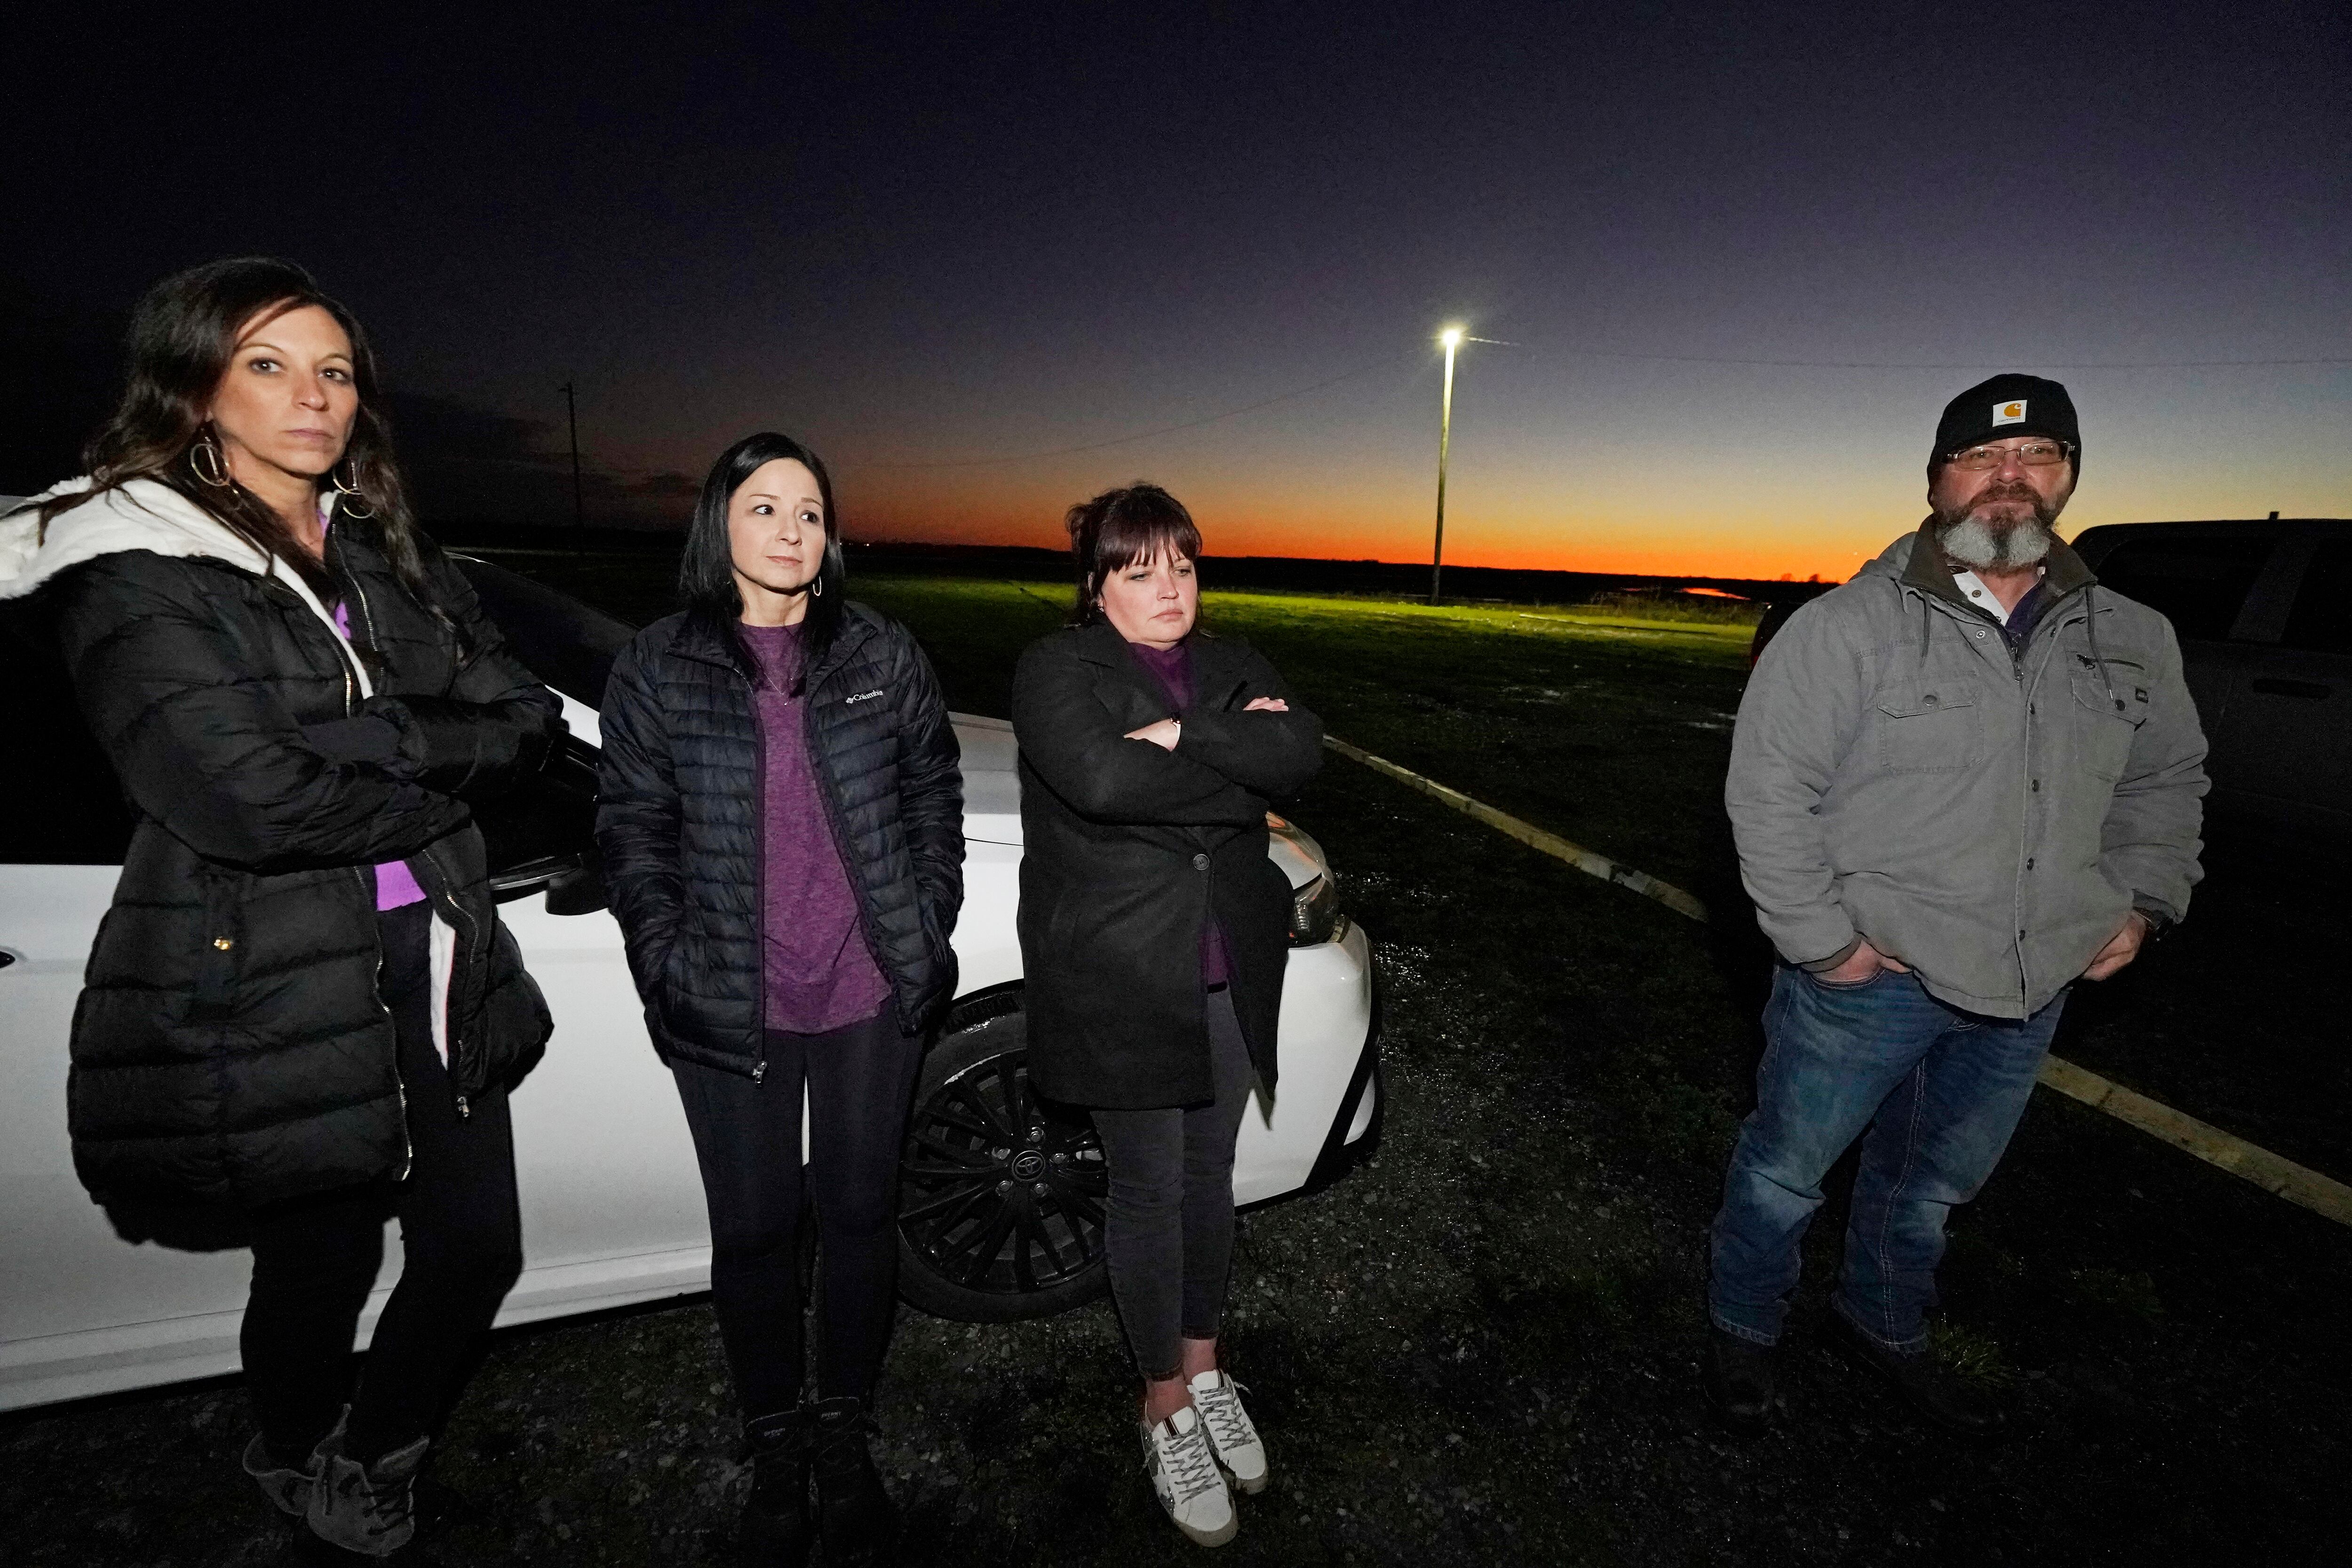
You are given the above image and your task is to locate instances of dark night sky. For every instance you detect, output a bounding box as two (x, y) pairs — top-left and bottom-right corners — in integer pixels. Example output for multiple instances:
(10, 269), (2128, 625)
(8, 1), (2348, 577)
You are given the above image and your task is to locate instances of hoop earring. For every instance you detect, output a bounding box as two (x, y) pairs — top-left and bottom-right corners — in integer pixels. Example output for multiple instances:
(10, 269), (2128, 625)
(332, 460), (376, 519)
(189, 430), (233, 488)
(810, 573), (823, 598)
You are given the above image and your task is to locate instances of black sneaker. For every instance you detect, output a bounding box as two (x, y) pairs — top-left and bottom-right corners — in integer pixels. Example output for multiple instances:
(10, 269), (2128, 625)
(1835, 1316), (2002, 1433)
(740, 1408), (812, 1568)
(811, 1396), (896, 1568)
(1704, 1327), (1777, 1431)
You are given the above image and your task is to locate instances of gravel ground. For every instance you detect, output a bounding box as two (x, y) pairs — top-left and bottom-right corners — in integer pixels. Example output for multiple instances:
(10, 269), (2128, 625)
(7, 566), (2347, 1565)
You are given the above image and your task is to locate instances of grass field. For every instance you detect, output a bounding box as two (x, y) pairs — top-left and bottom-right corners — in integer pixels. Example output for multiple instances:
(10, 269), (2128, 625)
(9, 557), (2347, 1565)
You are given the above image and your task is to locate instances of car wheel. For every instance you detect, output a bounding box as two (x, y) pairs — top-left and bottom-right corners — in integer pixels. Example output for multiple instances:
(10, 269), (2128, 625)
(896, 995), (1110, 1322)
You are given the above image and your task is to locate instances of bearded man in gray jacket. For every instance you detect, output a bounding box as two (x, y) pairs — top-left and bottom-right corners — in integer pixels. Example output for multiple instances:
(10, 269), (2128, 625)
(1706, 374), (2208, 1433)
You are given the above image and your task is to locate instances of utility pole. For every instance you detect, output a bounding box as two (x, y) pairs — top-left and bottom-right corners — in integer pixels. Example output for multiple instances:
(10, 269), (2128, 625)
(560, 380), (585, 542)
(1430, 328), (1462, 605)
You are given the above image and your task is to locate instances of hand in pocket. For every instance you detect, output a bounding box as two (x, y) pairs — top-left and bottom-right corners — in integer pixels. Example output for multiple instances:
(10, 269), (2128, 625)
(1819, 938), (1909, 987)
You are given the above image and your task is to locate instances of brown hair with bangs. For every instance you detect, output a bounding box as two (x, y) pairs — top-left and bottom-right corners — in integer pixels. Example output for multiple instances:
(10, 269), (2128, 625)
(1065, 482), (1204, 628)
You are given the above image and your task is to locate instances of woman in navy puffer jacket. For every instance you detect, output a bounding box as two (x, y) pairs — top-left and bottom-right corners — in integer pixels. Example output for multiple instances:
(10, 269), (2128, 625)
(596, 432), (962, 1568)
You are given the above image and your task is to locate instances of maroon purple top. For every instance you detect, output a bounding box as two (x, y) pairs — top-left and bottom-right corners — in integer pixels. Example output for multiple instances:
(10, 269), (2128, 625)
(1127, 637), (1235, 988)
(739, 622), (892, 1034)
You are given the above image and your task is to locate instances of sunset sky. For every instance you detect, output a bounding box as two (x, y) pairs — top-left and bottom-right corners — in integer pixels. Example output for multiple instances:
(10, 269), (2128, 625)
(9, 4), (2348, 582)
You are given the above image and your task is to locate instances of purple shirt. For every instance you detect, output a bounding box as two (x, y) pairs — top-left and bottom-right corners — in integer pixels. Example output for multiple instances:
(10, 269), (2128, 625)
(1126, 637), (1235, 988)
(322, 514), (427, 912)
(740, 622), (892, 1034)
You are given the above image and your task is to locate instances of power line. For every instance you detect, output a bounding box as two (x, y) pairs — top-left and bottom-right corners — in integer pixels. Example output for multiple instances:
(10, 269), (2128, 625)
(1531, 343), (2352, 371)
(849, 349), (1418, 471)
(838, 332), (2349, 474)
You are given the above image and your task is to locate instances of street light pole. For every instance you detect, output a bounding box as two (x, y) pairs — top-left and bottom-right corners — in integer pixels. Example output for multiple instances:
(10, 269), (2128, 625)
(1430, 326), (1462, 605)
(560, 380), (585, 541)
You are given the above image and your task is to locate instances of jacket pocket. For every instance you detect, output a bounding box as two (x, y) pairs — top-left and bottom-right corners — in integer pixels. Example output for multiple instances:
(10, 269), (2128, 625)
(191, 869), (243, 1018)
(1875, 680), (1980, 773)
(2068, 656), (2149, 781)
(482, 919), (553, 1087)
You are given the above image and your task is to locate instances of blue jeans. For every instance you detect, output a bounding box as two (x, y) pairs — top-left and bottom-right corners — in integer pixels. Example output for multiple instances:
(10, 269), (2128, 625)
(1708, 963), (2066, 1353)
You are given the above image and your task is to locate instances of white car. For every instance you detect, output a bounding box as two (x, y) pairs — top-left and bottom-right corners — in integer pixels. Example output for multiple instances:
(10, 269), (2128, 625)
(0, 557), (1379, 1412)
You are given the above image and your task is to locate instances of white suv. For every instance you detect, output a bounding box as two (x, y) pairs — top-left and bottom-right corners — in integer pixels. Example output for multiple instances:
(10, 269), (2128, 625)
(0, 557), (1380, 1410)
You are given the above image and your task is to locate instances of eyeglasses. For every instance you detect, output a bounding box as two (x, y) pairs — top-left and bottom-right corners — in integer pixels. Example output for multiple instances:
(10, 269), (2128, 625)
(1944, 439), (2073, 471)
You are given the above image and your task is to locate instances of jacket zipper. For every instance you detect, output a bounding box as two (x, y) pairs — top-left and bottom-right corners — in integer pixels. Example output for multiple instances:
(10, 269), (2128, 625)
(357, 866), (416, 1178)
(800, 644), (898, 1030)
(2003, 597), (2086, 1009)
(324, 531), (445, 1128)
(334, 522), (475, 1119)
(416, 841), (480, 1118)
(743, 656), (771, 1082)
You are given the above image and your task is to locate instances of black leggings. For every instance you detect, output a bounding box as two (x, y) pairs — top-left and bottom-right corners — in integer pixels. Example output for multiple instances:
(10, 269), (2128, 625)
(1090, 988), (1256, 1382)
(670, 1011), (922, 1419)
(242, 902), (523, 1465)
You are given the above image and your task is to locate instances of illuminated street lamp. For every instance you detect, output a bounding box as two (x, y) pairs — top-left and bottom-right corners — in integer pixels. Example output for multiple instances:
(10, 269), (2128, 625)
(1430, 326), (1463, 604)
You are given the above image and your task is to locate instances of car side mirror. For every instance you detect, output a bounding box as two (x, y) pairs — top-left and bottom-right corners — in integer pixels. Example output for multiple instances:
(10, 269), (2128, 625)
(544, 850), (609, 916)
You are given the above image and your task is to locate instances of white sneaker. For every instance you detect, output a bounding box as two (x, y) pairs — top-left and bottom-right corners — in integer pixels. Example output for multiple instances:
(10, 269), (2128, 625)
(1188, 1369), (1269, 1494)
(1140, 1404), (1237, 1547)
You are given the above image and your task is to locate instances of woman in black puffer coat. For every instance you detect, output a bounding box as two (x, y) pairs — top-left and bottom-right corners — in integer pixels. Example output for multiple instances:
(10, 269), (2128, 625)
(1012, 483), (1323, 1549)
(0, 259), (560, 1559)
(596, 432), (962, 1568)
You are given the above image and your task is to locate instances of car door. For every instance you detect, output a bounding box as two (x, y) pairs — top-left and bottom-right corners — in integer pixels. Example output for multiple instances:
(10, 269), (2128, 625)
(2076, 525), (2286, 801)
(0, 577), (717, 1410)
(0, 609), (263, 1410)
(2213, 531), (2352, 833)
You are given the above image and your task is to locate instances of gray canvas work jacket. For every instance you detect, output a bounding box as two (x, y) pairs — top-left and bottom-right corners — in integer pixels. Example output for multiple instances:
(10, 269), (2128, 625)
(1724, 526), (2209, 1018)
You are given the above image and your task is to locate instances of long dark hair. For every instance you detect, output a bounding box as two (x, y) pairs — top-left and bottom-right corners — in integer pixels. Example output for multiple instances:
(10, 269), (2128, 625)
(1065, 481), (1204, 628)
(679, 432), (847, 665)
(40, 257), (432, 608)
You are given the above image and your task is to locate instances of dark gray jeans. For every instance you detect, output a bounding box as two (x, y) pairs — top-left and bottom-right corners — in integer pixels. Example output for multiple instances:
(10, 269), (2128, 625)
(1090, 988), (1256, 1381)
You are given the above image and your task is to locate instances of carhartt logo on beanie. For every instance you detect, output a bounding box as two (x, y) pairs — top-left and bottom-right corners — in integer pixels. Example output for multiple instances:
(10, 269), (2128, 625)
(1931, 374), (2080, 476)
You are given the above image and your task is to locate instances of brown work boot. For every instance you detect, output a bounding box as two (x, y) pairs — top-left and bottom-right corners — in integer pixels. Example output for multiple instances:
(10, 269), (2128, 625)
(1704, 1326), (1778, 1432)
(1835, 1316), (2002, 1433)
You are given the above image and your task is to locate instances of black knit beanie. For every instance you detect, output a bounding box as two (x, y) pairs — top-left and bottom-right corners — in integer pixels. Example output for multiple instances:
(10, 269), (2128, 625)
(1929, 374), (2081, 478)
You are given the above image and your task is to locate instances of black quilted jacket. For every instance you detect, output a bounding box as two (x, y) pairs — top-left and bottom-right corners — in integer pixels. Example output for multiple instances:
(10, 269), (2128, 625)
(44, 497), (562, 1208)
(594, 604), (964, 1075)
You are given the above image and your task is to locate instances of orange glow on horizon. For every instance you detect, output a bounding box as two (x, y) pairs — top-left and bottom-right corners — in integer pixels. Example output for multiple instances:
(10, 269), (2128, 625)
(845, 508), (1874, 584)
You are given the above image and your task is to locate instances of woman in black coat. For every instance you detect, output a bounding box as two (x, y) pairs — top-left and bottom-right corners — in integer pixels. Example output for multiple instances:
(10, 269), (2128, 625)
(1011, 483), (1323, 1549)
(595, 432), (962, 1568)
(0, 259), (561, 1558)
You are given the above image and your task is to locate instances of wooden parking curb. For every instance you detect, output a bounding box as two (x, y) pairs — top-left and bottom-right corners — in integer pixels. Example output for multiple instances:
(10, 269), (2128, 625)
(1320, 736), (1711, 922)
(2034, 1056), (2352, 1227)
(1325, 733), (2352, 1231)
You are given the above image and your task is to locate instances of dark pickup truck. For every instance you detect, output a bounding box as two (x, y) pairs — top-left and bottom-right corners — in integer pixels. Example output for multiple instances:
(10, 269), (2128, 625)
(2070, 517), (2349, 838)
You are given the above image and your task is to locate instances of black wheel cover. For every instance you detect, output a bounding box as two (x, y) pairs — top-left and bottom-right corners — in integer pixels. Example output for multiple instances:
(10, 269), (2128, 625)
(899, 1046), (1106, 1295)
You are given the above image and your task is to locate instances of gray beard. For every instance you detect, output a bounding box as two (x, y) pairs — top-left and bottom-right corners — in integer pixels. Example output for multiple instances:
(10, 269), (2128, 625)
(1936, 511), (2055, 571)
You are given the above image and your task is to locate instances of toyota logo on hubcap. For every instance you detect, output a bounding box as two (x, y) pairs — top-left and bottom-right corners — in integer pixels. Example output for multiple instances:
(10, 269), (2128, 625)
(1009, 1150), (1046, 1182)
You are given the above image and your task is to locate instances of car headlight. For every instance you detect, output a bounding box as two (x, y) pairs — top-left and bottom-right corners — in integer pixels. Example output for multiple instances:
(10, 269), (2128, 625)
(1288, 873), (1347, 947)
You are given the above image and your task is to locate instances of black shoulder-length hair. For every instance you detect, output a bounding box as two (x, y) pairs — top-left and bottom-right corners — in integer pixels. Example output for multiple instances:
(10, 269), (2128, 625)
(1065, 481), (1204, 628)
(678, 431), (847, 661)
(41, 256), (432, 609)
